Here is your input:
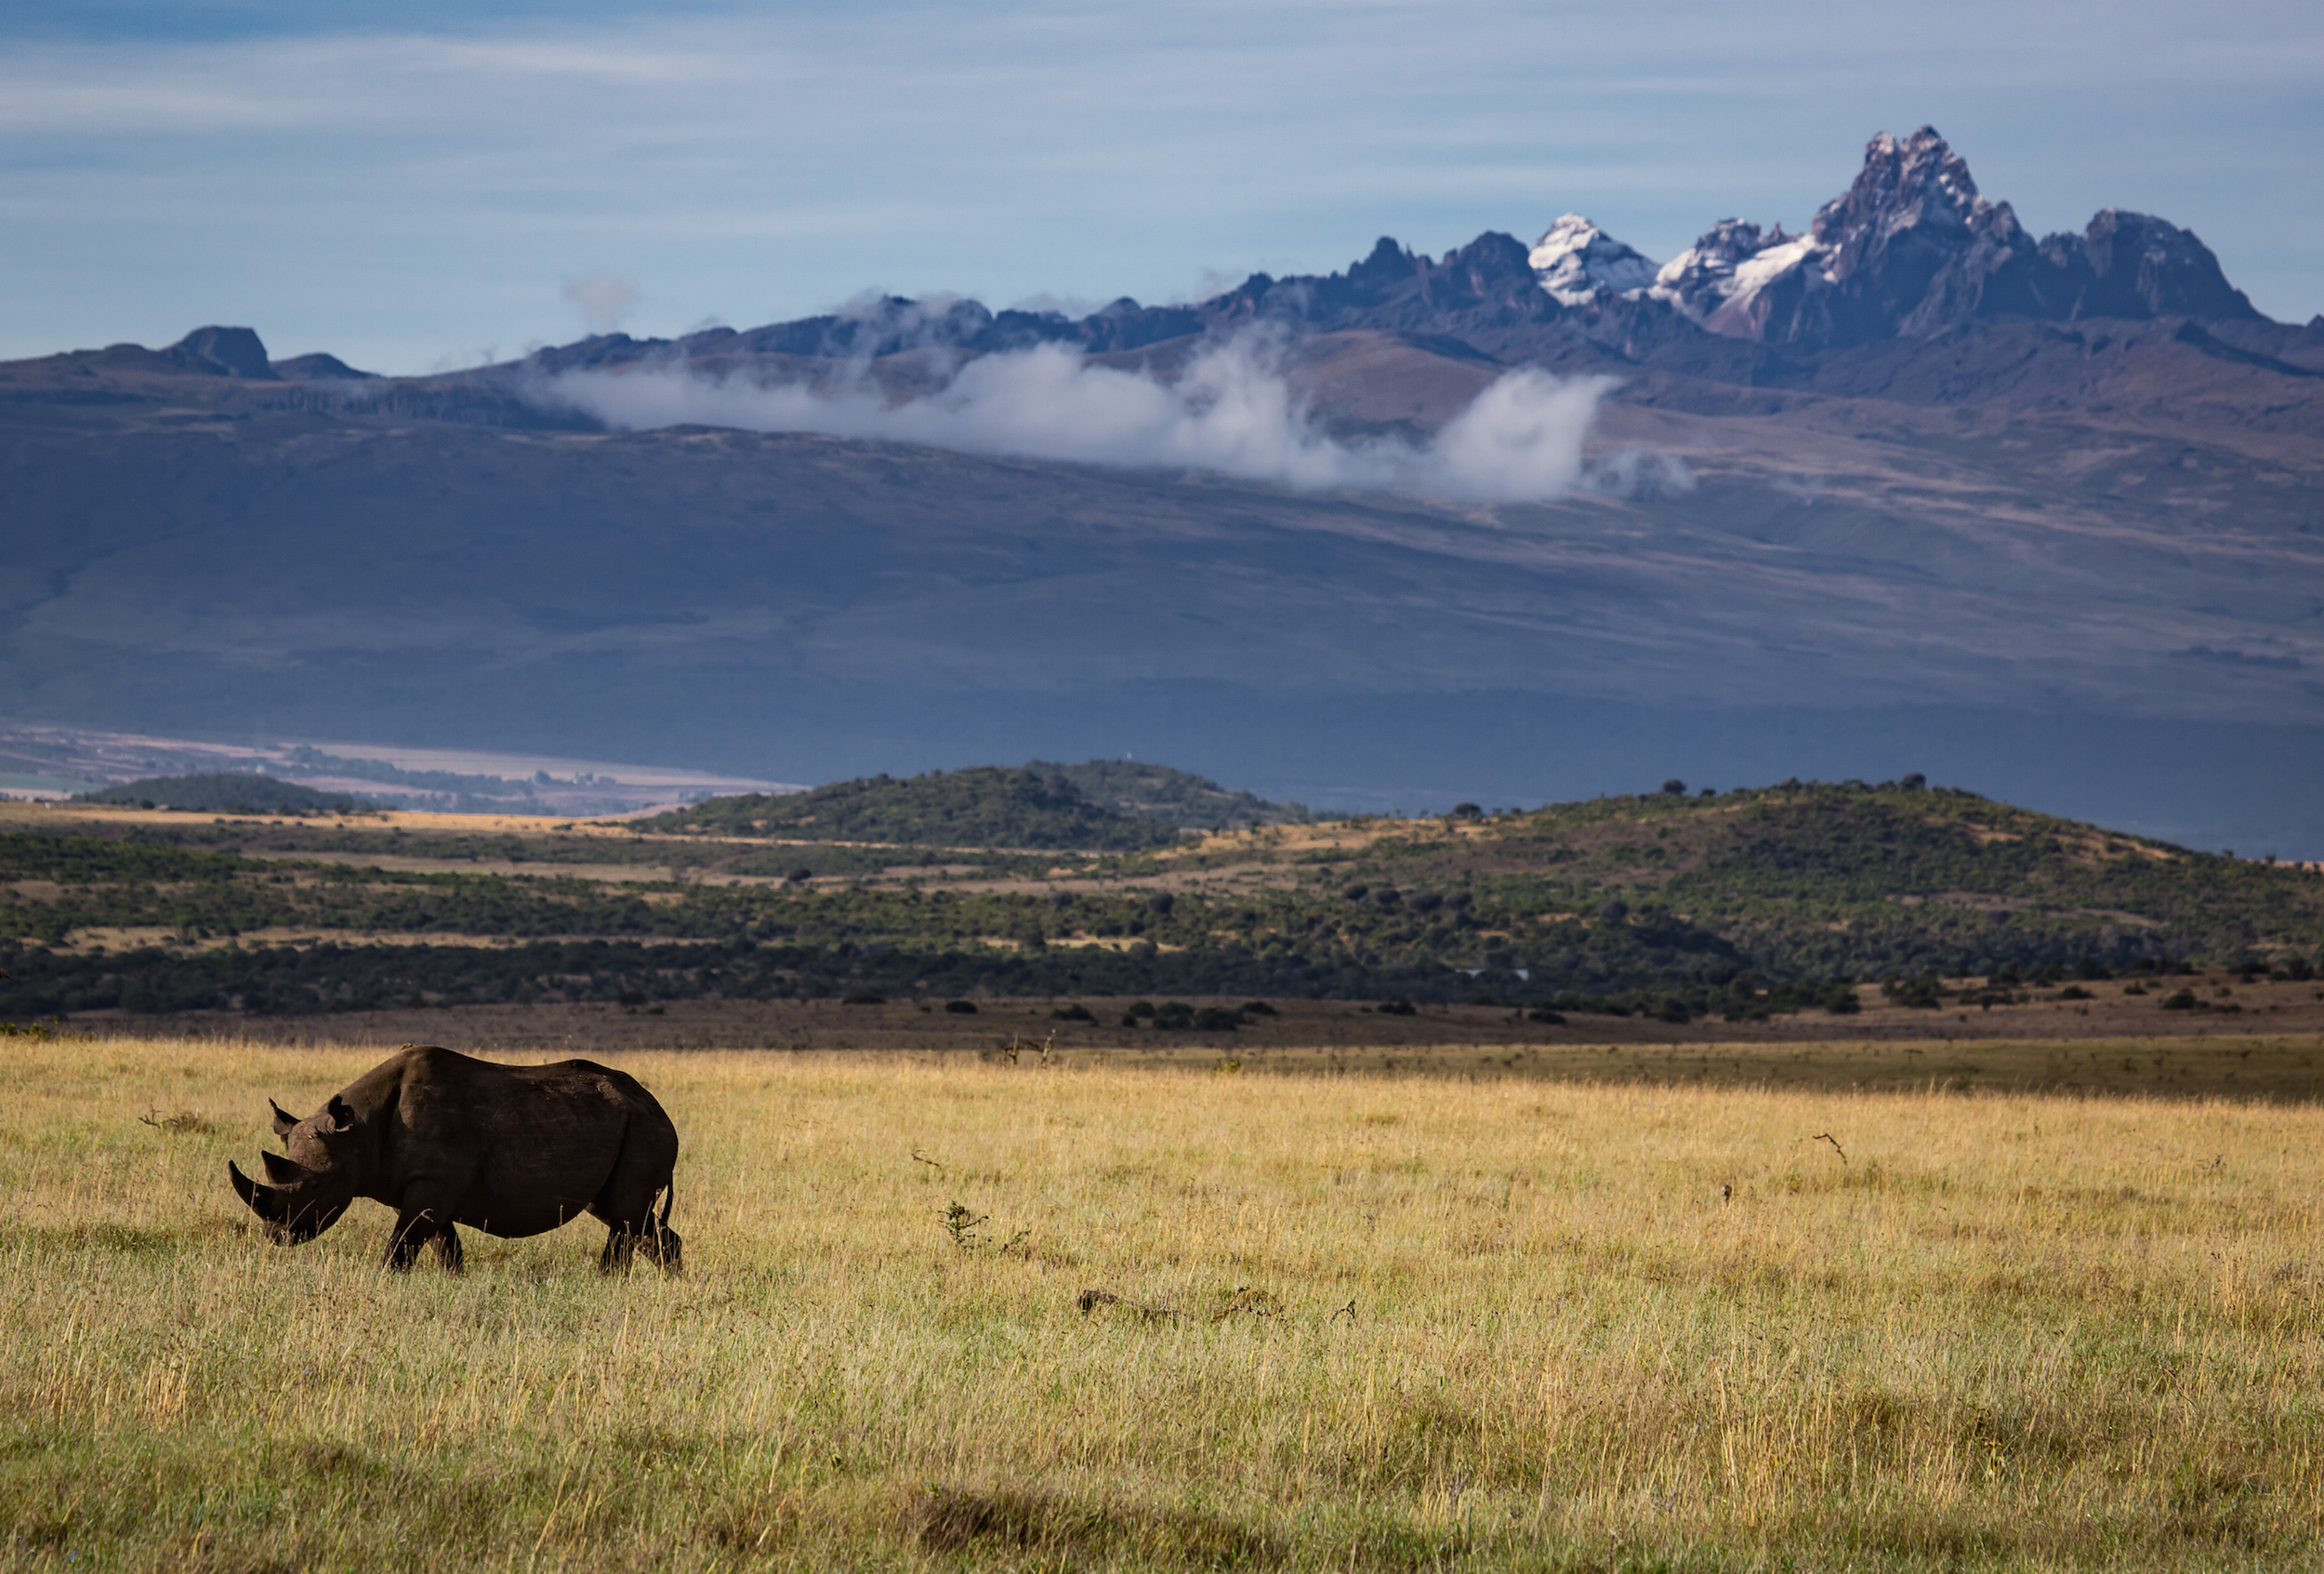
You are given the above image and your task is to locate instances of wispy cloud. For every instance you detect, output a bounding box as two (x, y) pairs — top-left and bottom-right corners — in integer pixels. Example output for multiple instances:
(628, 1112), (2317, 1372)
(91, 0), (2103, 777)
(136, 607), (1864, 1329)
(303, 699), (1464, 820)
(561, 274), (640, 335)
(538, 331), (1617, 504)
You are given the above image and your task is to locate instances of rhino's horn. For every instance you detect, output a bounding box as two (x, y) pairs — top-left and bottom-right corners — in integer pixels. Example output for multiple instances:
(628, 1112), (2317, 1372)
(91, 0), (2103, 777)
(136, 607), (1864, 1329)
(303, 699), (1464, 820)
(259, 1150), (312, 1185)
(227, 1160), (284, 1222)
(269, 1099), (299, 1138)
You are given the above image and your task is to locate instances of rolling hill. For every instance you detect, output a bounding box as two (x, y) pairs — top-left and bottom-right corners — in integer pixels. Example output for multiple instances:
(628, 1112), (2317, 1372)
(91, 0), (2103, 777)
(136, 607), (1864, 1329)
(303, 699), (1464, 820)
(3, 777), (2317, 1024)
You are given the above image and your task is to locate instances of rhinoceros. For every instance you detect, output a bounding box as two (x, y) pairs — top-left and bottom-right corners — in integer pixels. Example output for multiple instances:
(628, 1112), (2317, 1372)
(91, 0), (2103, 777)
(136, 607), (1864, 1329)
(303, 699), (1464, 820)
(227, 1044), (681, 1274)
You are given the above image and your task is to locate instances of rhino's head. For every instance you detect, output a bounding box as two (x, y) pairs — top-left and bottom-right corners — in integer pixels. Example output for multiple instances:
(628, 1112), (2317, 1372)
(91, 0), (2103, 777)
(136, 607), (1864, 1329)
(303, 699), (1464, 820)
(228, 1094), (362, 1246)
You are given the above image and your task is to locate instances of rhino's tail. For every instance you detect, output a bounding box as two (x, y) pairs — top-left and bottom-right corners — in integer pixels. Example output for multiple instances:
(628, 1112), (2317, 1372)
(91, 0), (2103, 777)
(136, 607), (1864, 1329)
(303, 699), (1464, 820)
(657, 1179), (675, 1232)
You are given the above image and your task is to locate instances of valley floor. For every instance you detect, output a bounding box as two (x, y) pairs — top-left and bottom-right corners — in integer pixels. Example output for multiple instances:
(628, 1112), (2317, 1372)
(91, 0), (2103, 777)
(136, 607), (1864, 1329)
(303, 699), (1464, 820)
(4, 1037), (2317, 1571)
(57, 983), (2324, 1103)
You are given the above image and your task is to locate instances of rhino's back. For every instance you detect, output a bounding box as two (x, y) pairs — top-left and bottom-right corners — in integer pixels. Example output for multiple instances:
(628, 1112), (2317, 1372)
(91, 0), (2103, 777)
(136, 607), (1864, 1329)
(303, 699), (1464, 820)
(376, 1049), (676, 1237)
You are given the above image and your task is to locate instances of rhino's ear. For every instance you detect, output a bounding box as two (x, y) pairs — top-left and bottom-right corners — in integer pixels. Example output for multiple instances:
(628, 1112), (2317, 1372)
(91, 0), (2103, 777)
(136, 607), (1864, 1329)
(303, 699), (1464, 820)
(259, 1150), (312, 1185)
(270, 1099), (299, 1138)
(324, 1095), (355, 1133)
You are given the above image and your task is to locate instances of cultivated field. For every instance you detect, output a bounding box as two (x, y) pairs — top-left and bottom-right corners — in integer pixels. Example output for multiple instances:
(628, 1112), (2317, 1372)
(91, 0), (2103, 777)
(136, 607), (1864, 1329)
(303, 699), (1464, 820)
(3, 1037), (2319, 1571)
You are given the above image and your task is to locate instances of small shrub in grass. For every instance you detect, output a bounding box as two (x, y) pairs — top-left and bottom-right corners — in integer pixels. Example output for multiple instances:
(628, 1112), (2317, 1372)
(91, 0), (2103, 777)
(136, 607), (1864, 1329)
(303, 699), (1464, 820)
(2160, 988), (2199, 1011)
(1051, 1003), (1095, 1022)
(943, 999), (978, 1014)
(843, 991), (886, 1005)
(1378, 999), (1417, 1017)
(1240, 1000), (1276, 1016)
(1192, 1007), (1241, 1031)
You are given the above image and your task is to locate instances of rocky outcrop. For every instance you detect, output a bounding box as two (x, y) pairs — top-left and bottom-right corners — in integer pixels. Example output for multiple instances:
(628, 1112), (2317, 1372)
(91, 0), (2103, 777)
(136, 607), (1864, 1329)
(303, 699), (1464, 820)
(166, 325), (278, 378)
(1528, 215), (1658, 306)
(1640, 128), (2261, 348)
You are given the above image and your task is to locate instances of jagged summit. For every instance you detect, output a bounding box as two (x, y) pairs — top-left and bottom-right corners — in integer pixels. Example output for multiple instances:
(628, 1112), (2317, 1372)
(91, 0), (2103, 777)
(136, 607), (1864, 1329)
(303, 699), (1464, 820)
(1634, 126), (2261, 348)
(16, 129), (2280, 402)
(168, 325), (277, 379)
(1645, 219), (1815, 337)
(1527, 215), (1658, 306)
(495, 127), (2278, 377)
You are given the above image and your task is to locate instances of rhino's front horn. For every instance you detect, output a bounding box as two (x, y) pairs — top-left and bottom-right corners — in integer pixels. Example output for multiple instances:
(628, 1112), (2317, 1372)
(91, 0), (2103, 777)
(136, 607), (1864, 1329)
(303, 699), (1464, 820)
(228, 1160), (285, 1223)
(259, 1150), (312, 1185)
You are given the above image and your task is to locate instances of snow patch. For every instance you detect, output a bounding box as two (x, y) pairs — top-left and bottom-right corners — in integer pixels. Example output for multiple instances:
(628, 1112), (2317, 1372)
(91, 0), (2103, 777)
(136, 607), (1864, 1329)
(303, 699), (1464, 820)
(1529, 214), (1658, 307)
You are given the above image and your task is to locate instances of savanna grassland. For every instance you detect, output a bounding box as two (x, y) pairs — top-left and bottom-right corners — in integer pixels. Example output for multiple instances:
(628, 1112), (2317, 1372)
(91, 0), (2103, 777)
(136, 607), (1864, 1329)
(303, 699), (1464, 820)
(4, 1036), (2320, 1571)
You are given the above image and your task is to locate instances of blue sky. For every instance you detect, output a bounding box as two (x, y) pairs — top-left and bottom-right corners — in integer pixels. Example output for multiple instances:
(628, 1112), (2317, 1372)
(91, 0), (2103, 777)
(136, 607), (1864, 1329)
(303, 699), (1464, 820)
(4, 0), (2317, 374)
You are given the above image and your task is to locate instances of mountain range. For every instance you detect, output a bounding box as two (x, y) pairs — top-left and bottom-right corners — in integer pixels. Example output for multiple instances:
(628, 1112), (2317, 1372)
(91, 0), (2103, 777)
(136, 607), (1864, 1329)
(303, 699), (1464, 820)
(4, 127), (2319, 853)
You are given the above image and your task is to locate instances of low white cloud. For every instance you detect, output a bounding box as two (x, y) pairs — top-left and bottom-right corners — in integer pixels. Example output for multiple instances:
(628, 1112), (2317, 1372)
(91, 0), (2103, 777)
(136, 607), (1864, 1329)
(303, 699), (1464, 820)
(537, 333), (1617, 504)
(1581, 446), (1697, 498)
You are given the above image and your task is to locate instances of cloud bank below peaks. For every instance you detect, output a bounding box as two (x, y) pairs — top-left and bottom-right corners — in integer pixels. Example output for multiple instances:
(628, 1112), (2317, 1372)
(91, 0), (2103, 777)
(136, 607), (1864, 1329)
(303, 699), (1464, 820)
(536, 332), (1618, 504)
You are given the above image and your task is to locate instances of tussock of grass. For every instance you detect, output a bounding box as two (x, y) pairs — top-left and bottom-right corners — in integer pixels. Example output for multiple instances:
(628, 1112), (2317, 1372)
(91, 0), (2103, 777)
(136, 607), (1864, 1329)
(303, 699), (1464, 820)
(2, 1036), (2321, 1569)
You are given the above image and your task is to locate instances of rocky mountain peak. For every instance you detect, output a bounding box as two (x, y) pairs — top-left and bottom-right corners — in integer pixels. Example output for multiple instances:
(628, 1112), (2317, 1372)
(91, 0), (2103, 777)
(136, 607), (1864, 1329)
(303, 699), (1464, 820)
(1632, 127), (2260, 348)
(167, 325), (277, 379)
(1527, 215), (1658, 306)
(1814, 126), (1987, 254)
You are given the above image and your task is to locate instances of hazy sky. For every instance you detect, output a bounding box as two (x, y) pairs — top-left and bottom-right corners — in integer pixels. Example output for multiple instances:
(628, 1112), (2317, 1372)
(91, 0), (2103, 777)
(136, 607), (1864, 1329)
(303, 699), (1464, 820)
(4, 0), (2317, 373)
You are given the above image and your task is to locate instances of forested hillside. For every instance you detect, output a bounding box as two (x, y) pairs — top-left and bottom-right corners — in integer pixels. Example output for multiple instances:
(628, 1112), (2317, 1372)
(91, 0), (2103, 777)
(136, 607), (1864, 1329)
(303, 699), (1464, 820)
(640, 766), (1182, 850)
(3, 777), (2318, 1023)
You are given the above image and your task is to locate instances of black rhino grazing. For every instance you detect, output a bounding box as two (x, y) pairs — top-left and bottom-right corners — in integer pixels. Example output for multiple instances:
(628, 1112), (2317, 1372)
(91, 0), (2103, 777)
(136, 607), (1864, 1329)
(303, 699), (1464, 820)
(228, 1045), (681, 1274)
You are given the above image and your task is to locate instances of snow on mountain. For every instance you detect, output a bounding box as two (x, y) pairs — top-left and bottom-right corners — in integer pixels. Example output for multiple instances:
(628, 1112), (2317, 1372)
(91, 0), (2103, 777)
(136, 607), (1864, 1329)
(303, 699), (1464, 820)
(1636, 126), (2255, 347)
(1647, 219), (1816, 334)
(1527, 215), (1658, 306)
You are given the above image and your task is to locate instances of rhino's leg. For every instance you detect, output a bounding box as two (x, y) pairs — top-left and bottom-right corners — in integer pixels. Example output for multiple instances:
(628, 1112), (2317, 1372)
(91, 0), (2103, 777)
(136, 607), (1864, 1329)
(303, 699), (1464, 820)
(590, 1122), (680, 1276)
(386, 1192), (463, 1274)
(599, 1225), (639, 1274)
(642, 1221), (684, 1275)
(384, 1209), (429, 1271)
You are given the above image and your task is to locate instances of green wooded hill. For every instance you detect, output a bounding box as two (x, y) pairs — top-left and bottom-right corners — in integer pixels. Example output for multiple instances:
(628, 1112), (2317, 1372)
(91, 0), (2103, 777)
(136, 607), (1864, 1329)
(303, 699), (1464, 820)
(75, 774), (378, 816)
(4, 777), (2320, 1020)
(640, 765), (1183, 850)
(1028, 761), (1308, 829)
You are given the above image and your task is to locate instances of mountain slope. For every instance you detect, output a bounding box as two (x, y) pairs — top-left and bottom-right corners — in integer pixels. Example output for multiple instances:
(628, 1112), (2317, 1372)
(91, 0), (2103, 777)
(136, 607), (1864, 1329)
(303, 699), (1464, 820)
(3, 129), (2320, 853)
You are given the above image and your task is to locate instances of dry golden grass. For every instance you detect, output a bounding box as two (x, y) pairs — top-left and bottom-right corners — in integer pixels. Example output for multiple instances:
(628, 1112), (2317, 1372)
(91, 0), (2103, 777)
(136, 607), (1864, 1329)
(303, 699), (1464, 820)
(3, 1037), (2320, 1570)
